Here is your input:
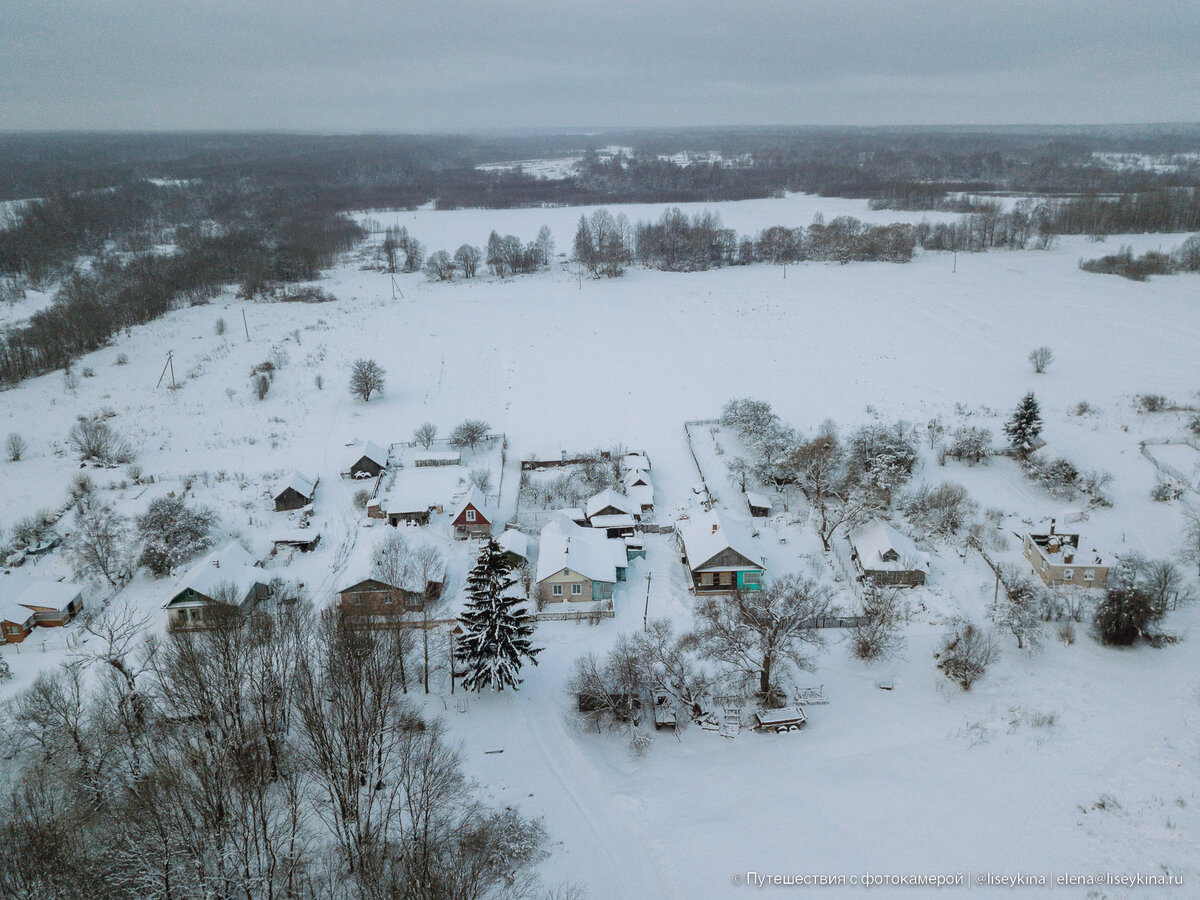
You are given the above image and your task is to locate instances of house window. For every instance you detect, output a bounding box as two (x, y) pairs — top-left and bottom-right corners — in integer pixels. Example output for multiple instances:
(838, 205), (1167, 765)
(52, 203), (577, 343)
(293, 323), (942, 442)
(466, 509), (476, 522)
(1041, 559), (1047, 570)
(571, 583), (582, 596)
(1062, 569), (1074, 581)
(700, 572), (713, 586)
(743, 571), (761, 586)
(1084, 569), (1095, 581)
(552, 584), (563, 597)
(719, 572), (732, 586)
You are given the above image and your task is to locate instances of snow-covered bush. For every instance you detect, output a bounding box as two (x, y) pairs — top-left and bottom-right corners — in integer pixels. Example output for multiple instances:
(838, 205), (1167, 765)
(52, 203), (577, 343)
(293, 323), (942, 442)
(0, 655), (10, 681)
(136, 497), (217, 576)
(846, 421), (920, 502)
(946, 426), (992, 464)
(850, 582), (908, 660)
(352, 489), (370, 510)
(11, 509), (58, 548)
(69, 472), (96, 501)
(1151, 480), (1183, 502)
(469, 467), (493, 494)
(67, 414), (134, 465)
(254, 374), (270, 400)
(449, 419), (490, 452)
(902, 482), (977, 537)
(1028, 345), (1053, 373)
(935, 620), (997, 691)
(1136, 393), (1170, 413)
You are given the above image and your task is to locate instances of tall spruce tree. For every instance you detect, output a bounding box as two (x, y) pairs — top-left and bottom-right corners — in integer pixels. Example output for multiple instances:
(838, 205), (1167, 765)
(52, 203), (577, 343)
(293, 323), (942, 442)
(1004, 392), (1043, 455)
(456, 539), (542, 691)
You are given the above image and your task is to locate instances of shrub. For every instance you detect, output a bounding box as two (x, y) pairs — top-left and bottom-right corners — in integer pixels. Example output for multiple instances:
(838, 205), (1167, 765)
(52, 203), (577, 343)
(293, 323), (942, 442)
(469, 467), (493, 494)
(947, 426), (991, 464)
(935, 620), (997, 690)
(11, 509), (58, 548)
(69, 472), (96, 501)
(1152, 480), (1183, 502)
(314, 374), (323, 391)
(353, 488), (371, 510)
(115, 352), (128, 366)
(1093, 583), (1167, 646)
(67, 415), (134, 465)
(1058, 622), (1076, 645)
(1028, 346), (1053, 374)
(1136, 394), (1170, 413)
(902, 482), (977, 537)
(5, 432), (27, 462)
(1070, 400), (1095, 417)
(215, 317), (227, 335)
(254, 374), (270, 400)
(80, 366), (95, 378)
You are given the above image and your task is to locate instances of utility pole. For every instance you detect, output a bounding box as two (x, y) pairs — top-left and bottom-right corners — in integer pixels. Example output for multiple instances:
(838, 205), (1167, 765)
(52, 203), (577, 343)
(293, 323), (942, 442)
(952, 250), (957, 274)
(643, 572), (652, 631)
(242, 308), (251, 342)
(155, 350), (177, 390)
(390, 274), (404, 301)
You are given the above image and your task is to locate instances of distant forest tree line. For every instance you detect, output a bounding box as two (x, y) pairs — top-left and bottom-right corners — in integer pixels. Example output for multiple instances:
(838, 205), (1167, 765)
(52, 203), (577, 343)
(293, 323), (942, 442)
(1, 128), (1198, 383)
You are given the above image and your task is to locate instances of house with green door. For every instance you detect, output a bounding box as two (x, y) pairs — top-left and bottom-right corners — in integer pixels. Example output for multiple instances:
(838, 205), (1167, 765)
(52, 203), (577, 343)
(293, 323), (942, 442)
(678, 509), (765, 593)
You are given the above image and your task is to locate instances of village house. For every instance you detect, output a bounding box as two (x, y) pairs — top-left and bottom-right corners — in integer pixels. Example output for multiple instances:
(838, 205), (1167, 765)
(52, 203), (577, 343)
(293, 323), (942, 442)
(163, 541), (272, 630)
(371, 480), (444, 526)
(348, 441), (388, 478)
(452, 485), (494, 539)
(1023, 524), (1110, 589)
(536, 515), (628, 607)
(1, 600), (36, 644)
(848, 518), (930, 587)
(586, 487), (635, 520)
(622, 468), (655, 514)
(273, 470), (317, 511)
(677, 509), (765, 593)
(337, 561), (447, 627)
(0, 575), (85, 631)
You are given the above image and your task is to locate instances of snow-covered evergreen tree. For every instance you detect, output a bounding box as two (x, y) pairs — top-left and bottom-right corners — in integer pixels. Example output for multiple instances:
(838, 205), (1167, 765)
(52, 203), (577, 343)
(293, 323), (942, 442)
(1004, 392), (1043, 454)
(456, 539), (542, 691)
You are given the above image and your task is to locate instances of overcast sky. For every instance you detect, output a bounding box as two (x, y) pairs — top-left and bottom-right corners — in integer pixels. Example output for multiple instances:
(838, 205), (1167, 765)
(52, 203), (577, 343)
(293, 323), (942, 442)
(2, 0), (1198, 131)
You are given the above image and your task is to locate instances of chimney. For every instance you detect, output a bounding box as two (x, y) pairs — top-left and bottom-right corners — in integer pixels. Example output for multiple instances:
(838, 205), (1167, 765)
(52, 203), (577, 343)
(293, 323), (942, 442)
(1049, 519), (1056, 535)
(212, 559), (220, 568)
(712, 524), (719, 534)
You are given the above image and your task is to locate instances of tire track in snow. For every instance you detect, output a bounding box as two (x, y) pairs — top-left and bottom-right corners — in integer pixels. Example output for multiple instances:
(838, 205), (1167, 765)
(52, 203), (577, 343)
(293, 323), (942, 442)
(520, 693), (674, 899)
(312, 394), (359, 603)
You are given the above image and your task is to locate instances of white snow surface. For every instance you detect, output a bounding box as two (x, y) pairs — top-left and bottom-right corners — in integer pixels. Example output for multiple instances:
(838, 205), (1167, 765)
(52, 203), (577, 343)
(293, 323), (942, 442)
(0, 193), (1198, 897)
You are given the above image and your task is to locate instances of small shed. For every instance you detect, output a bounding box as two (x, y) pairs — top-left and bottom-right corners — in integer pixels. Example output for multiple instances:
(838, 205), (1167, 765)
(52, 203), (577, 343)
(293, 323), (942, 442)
(349, 442), (388, 478)
(590, 513), (637, 539)
(745, 491), (773, 518)
(1, 600), (37, 644)
(497, 529), (530, 567)
(586, 488), (634, 521)
(274, 470), (318, 511)
(413, 451), (461, 468)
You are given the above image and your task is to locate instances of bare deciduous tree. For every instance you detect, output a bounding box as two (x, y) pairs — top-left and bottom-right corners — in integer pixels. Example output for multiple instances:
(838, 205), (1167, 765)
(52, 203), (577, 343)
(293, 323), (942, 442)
(67, 496), (131, 587)
(5, 431), (26, 461)
(1028, 345), (1054, 373)
(414, 421), (437, 449)
(349, 357), (386, 402)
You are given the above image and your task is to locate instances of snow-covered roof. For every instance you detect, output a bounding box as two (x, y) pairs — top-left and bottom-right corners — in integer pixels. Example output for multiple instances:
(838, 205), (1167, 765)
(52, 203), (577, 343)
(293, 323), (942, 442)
(381, 478), (443, 514)
(589, 513), (637, 530)
(1, 599), (36, 626)
(555, 507), (587, 523)
(275, 470), (316, 500)
(586, 487), (632, 519)
(352, 441), (388, 467)
(628, 483), (654, 509)
(0, 574), (84, 614)
(453, 485), (494, 522)
(624, 453), (650, 471)
(536, 515), (625, 585)
(678, 509), (763, 572)
(623, 468), (652, 488)
(849, 519), (931, 573)
(498, 529), (529, 560)
(745, 491), (773, 510)
(413, 451), (460, 465)
(168, 541), (266, 606)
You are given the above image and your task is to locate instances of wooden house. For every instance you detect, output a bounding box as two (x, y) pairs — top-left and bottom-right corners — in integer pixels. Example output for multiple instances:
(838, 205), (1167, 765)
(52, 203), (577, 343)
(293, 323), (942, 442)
(586, 488), (635, 521)
(348, 442), (388, 479)
(1, 600), (36, 644)
(273, 470), (317, 511)
(338, 565), (447, 626)
(678, 510), (764, 593)
(622, 469), (654, 513)
(0, 575), (85, 634)
(376, 480), (444, 527)
(848, 518), (930, 587)
(1022, 525), (1110, 589)
(164, 542), (271, 631)
(452, 486), (494, 539)
(536, 515), (628, 606)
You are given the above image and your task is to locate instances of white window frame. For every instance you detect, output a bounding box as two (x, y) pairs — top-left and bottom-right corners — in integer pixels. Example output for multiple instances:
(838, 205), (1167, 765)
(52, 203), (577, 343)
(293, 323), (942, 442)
(465, 509), (476, 522)
(552, 584), (563, 597)
(571, 583), (582, 596)
(1084, 569), (1095, 581)
(1062, 568), (1074, 581)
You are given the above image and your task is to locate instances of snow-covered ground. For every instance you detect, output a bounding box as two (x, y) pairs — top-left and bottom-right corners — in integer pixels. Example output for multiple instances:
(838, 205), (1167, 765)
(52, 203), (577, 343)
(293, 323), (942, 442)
(2, 193), (1199, 897)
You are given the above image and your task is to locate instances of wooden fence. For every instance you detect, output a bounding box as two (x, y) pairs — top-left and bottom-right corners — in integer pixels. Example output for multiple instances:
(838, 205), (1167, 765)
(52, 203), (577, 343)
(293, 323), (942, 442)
(535, 607), (615, 622)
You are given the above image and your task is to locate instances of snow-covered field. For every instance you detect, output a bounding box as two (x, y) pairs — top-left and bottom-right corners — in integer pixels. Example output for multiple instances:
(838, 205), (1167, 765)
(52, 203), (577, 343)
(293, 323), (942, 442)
(2, 192), (1199, 898)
